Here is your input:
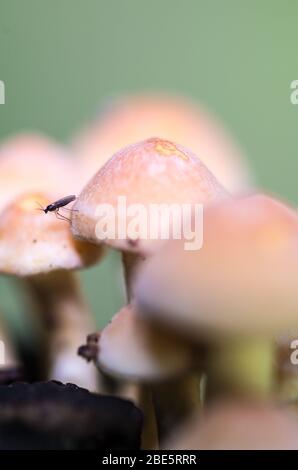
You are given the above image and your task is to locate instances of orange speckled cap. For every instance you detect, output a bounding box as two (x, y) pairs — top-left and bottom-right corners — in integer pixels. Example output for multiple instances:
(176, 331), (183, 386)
(71, 137), (227, 254)
(0, 133), (81, 212)
(0, 192), (103, 276)
(135, 194), (298, 337)
(73, 94), (251, 192)
(96, 304), (193, 382)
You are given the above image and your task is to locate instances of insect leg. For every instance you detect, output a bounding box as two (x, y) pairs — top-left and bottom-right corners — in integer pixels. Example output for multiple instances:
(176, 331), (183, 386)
(59, 207), (79, 212)
(54, 209), (71, 222)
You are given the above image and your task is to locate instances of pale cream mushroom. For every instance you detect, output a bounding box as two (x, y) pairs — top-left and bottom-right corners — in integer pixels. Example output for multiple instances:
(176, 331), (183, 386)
(72, 137), (227, 296)
(165, 401), (298, 450)
(0, 192), (103, 391)
(135, 194), (298, 400)
(79, 304), (195, 448)
(0, 132), (80, 212)
(73, 93), (251, 192)
(96, 305), (193, 381)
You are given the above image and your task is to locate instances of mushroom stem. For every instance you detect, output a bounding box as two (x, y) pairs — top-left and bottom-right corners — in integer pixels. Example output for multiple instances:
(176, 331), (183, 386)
(0, 317), (23, 383)
(121, 251), (145, 301)
(152, 373), (201, 443)
(25, 271), (98, 391)
(122, 253), (201, 445)
(206, 336), (275, 400)
(138, 386), (159, 449)
(120, 253), (159, 448)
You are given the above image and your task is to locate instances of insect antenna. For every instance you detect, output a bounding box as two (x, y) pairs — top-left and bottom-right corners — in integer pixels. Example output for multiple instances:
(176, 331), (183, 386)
(35, 201), (45, 212)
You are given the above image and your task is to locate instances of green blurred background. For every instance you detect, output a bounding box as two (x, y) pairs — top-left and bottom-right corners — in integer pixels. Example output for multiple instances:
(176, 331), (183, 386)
(0, 0), (298, 334)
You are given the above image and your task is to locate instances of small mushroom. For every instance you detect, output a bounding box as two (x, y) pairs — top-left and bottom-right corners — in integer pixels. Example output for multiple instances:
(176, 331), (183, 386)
(135, 194), (298, 400)
(0, 381), (142, 449)
(92, 304), (193, 381)
(0, 132), (80, 212)
(73, 93), (251, 192)
(165, 400), (298, 450)
(72, 137), (226, 444)
(0, 192), (103, 390)
(79, 304), (195, 448)
(72, 137), (227, 296)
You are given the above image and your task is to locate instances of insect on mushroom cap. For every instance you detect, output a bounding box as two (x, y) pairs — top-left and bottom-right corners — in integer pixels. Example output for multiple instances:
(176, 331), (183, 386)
(71, 137), (227, 255)
(0, 132), (81, 212)
(0, 192), (103, 277)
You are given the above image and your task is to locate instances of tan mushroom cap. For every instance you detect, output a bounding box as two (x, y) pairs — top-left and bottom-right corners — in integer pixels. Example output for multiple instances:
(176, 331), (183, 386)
(71, 137), (227, 254)
(0, 192), (103, 276)
(74, 94), (251, 192)
(0, 133), (81, 211)
(96, 305), (193, 382)
(135, 194), (298, 337)
(165, 401), (298, 450)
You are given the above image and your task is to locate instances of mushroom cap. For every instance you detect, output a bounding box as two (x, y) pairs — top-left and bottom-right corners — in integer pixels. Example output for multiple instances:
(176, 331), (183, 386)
(0, 192), (103, 276)
(0, 132), (81, 212)
(135, 194), (298, 337)
(74, 94), (251, 192)
(165, 401), (298, 450)
(0, 381), (143, 449)
(71, 137), (227, 254)
(95, 305), (193, 382)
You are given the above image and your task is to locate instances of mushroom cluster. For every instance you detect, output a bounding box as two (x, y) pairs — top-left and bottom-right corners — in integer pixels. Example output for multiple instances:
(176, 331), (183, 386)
(0, 93), (297, 450)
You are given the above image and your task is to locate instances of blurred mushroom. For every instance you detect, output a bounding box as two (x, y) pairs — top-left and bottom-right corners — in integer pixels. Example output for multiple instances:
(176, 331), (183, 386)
(135, 194), (298, 400)
(165, 400), (298, 450)
(73, 93), (251, 192)
(72, 137), (227, 443)
(94, 305), (192, 381)
(0, 132), (81, 212)
(79, 304), (196, 448)
(0, 381), (142, 449)
(0, 192), (103, 390)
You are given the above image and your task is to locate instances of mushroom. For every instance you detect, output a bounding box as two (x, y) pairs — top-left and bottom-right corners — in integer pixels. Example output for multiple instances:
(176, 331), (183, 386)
(164, 400), (298, 450)
(71, 137), (227, 295)
(72, 137), (227, 443)
(94, 305), (192, 381)
(0, 132), (80, 212)
(0, 381), (143, 449)
(135, 194), (298, 400)
(0, 192), (103, 390)
(73, 93), (251, 192)
(79, 304), (196, 448)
